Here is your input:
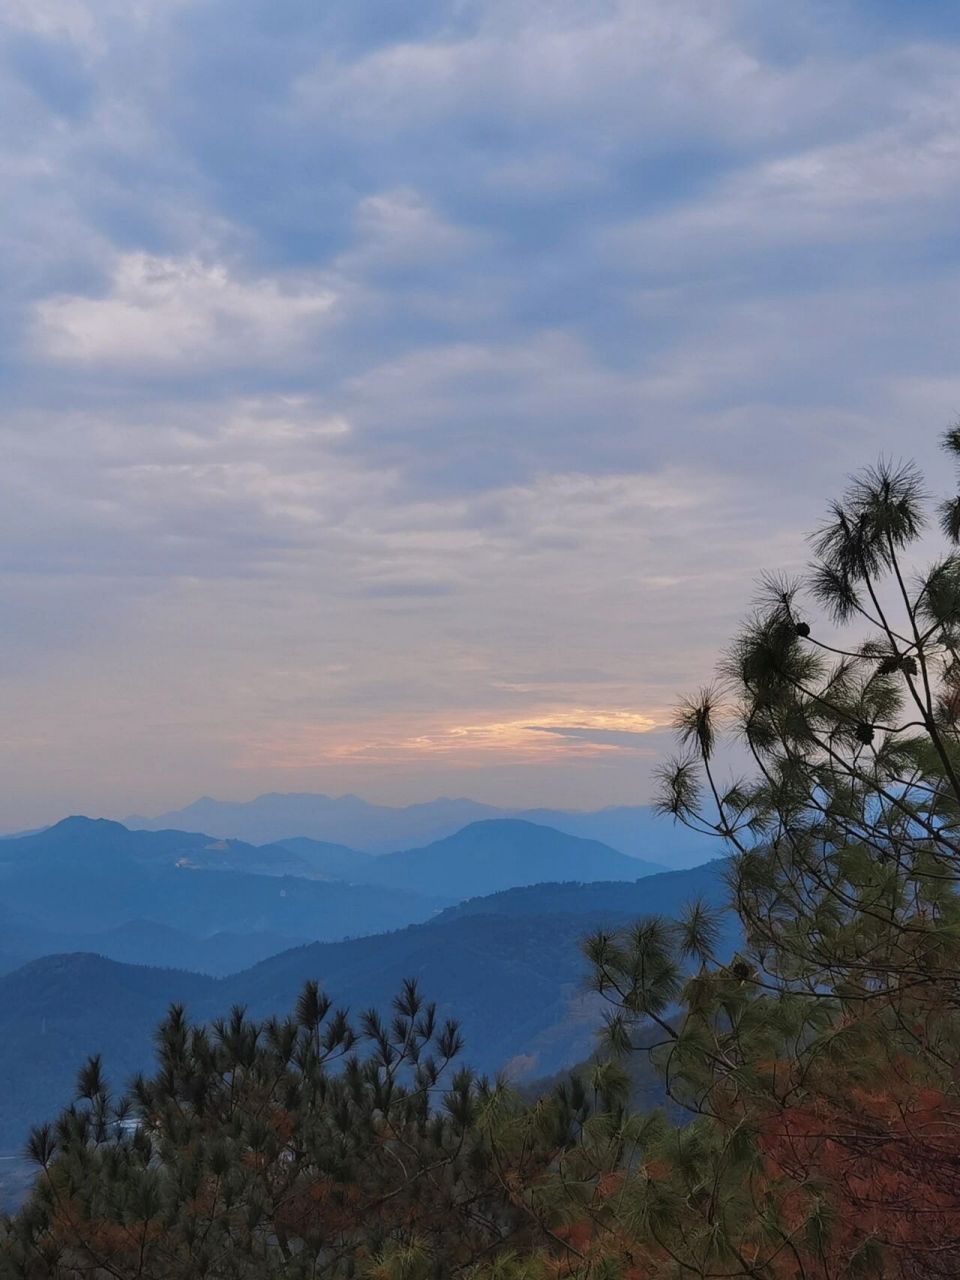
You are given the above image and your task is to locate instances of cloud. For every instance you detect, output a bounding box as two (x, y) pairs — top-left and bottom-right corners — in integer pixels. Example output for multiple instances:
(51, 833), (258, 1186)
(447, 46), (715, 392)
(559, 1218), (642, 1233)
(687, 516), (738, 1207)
(343, 188), (488, 271)
(607, 94), (960, 273)
(3, 0), (99, 45)
(33, 253), (336, 368)
(230, 709), (666, 774)
(2, 1), (960, 824)
(291, 1), (817, 153)
(527, 726), (659, 750)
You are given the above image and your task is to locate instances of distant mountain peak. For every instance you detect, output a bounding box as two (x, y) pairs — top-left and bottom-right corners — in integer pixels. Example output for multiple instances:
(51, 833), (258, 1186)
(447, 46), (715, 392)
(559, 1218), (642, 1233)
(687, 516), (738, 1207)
(41, 816), (132, 844)
(51, 815), (126, 831)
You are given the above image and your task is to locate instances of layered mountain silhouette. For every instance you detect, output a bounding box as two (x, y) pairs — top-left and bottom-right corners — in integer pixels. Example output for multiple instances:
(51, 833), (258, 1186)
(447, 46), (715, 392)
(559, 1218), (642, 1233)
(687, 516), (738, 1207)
(125, 794), (502, 854)
(343, 820), (665, 897)
(126, 793), (715, 867)
(0, 918), (307, 980)
(0, 859), (732, 1150)
(0, 817), (444, 947)
(0, 816), (667, 975)
(266, 836), (376, 882)
(0, 806), (730, 1152)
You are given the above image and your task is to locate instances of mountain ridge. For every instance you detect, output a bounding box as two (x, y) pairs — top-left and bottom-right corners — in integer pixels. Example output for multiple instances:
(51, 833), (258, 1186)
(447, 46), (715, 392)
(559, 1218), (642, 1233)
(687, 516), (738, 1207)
(124, 792), (716, 866)
(351, 819), (667, 897)
(0, 816), (671, 971)
(0, 859), (733, 1150)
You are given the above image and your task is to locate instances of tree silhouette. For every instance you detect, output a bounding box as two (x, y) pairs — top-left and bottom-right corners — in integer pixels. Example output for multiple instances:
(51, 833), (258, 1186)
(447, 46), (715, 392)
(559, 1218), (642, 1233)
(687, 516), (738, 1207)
(579, 436), (960, 1277)
(2, 978), (608, 1278)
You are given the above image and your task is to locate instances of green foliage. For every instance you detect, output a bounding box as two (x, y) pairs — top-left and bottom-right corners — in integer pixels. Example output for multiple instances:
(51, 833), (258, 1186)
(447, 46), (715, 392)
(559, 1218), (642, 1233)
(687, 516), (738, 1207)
(1, 983), (550, 1278)
(585, 438), (960, 1276)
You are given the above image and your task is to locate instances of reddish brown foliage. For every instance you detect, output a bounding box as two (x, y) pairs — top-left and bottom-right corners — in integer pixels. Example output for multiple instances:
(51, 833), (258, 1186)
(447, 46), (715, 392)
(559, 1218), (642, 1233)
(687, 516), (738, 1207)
(760, 1080), (960, 1276)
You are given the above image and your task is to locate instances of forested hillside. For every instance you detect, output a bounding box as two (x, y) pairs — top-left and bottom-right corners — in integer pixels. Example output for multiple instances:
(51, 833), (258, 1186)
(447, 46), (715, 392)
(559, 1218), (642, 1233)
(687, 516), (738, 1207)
(0, 861), (729, 1150)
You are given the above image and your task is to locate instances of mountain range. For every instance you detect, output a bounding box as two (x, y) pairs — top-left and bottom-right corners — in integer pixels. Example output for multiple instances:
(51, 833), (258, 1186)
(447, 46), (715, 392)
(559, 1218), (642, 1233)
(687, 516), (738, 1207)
(0, 816), (666, 976)
(320, 819), (665, 897)
(0, 859), (733, 1151)
(0, 802), (730, 1160)
(0, 817), (443, 949)
(125, 793), (715, 867)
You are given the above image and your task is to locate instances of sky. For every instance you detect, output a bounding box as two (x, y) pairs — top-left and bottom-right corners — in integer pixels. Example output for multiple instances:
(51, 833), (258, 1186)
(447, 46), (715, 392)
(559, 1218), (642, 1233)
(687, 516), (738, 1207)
(2, 0), (960, 828)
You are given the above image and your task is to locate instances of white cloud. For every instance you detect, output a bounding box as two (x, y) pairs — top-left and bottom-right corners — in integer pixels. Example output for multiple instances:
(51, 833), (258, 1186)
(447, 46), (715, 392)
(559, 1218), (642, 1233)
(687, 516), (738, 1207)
(607, 52), (960, 267)
(3, 0), (99, 45)
(342, 188), (486, 270)
(3, 0), (193, 55)
(290, 0), (898, 175)
(4, 0), (960, 822)
(33, 254), (337, 368)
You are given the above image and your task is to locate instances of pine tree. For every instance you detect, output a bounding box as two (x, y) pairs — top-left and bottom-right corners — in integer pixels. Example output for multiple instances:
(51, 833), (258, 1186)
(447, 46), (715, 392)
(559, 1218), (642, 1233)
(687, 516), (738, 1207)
(0, 979), (583, 1279)
(578, 437), (960, 1277)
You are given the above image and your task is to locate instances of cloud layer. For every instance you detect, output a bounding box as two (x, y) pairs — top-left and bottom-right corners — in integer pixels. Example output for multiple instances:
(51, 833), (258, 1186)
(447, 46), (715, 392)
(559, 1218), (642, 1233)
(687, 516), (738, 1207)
(2, 0), (960, 826)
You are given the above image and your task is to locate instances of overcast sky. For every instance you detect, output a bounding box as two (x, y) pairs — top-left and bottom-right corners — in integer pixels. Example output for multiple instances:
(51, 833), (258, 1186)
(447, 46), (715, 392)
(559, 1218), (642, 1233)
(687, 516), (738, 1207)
(2, 0), (960, 827)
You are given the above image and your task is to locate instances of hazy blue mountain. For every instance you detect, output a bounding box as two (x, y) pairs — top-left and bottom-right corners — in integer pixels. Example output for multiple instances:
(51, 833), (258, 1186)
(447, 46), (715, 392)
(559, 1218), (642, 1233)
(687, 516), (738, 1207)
(0, 815), (204, 869)
(0, 816), (316, 879)
(268, 836), (377, 882)
(2, 815), (382, 884)
(0, 817), (447, 939)
(514, 806), (714, 868)
(0, 919), (309, 978)
(0, 817), (668, 946)
(0, 860), (733, 1149)
(354, 820), (667, 898)
(126, 794), (502, 851)
(0, 954), (215, 1151)
(126, 793), (716, 866)
(0, 817), (678, 978)
(435, 859), (729, 922)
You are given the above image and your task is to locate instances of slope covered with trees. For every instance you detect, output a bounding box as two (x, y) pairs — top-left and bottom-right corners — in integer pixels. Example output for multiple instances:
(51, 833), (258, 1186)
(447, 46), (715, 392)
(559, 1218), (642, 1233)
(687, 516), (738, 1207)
(0, 863), (731, 1152)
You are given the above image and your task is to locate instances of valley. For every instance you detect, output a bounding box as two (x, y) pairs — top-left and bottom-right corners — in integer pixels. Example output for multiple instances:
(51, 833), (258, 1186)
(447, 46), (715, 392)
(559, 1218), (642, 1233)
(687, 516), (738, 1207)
(0, 800), (723, 1153)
